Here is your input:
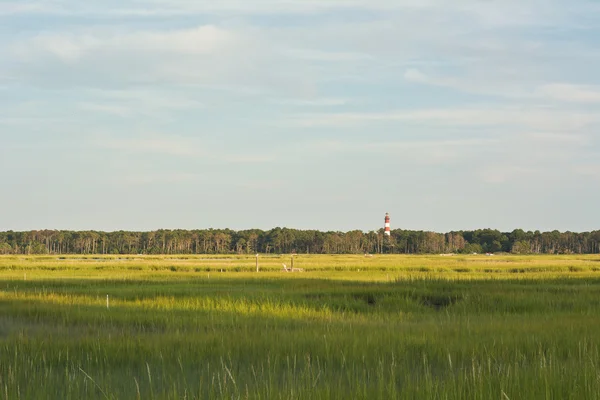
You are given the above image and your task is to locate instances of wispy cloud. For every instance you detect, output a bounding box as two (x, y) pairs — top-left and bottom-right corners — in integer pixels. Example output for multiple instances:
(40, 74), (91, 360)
(78, 103), (131, 117)
(2, 0), (600, 231)
(77, 89), (204, 118)
(272, 98), (351, 107)
(0, 0), (588, 26)
(99, 135), (202, 157)
(0, 2), (58, 15)
(479, 166), (541, 184)
(572, 165), (600, 178)
(120, 172), (205, 185)
(291, 107), (599, 132)
(94, 134), (278, 164)
(537, 84), (600, 104)
(282, 49), (373, 62)
(0, 1), (435, 17)
(314, 138), (497, 152)
(525, 132), (590, 145)
(304, 137), (498, 166)
(13, 25), (235, 62)
(6, 23), (288, 91)
(405, 68), (600, 105)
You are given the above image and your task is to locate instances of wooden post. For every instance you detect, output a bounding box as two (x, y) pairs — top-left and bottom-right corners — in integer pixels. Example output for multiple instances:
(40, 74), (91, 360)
(256, 253), (259, 273)
(106, 295), (109, 309)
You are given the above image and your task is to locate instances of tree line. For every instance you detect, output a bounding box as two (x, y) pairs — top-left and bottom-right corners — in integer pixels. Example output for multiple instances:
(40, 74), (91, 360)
(1, 228), (599, 255)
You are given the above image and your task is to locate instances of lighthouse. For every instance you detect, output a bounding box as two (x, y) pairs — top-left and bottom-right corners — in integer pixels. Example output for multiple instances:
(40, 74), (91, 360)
(384, 213), (391, 236)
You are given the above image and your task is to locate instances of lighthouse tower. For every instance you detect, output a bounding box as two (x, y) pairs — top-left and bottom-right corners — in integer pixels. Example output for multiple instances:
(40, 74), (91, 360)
(384, 213), (391, 236)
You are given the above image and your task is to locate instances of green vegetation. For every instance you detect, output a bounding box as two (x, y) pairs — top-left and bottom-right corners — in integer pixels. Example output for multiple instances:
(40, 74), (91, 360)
(0, 254), (599, 399)
(2, 227), (600, 255)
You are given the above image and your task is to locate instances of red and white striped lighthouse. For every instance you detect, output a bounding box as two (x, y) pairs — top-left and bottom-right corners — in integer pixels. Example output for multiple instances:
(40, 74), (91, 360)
(384, 213), (391, 236)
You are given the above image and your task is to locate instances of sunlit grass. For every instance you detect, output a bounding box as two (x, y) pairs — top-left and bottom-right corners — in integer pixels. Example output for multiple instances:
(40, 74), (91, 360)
(1, 254), (599, 281)
(0, 255), (599, 398)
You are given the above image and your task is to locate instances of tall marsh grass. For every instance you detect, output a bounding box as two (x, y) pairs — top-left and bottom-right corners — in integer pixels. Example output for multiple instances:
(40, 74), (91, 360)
(0, 255), (599, 398)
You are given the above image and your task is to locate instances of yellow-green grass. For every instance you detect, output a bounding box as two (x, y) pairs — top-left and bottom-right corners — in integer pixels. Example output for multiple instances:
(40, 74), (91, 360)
(0, 255), (599, 399)
(1, 254), (600, 281)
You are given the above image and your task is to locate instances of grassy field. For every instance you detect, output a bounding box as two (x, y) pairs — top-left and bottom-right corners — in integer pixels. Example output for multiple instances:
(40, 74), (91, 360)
(0, 254), (599, 399)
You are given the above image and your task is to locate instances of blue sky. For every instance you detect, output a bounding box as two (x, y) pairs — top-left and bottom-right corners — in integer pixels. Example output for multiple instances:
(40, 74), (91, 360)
(1, 0), (599, 232)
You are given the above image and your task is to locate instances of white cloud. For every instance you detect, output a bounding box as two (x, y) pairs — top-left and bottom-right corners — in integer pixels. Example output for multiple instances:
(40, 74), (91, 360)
(98, 135), (202, 156)
(0, 0), (587, 27)
(6, 23), (309, 93)
(13, 25), (235, 62)
(77, 89), (204, 118)
(293, 107), (599, 132)
(0, 0), (436, 17)
(6, 0), (600, 100)
(0, 116), (71, 127)
(121, 172), (205, 185)
(537, 84), (600, 104)
(79, 103), (131, 117)
(94, 134), (278, 164)
(305, 137), (498, 166)
(0, 2), (59, 15)
(525, 132), (589, 145)
(282, 49), (373, 62)
(572, 165), (600, 178)
(337, 138), (497, 151)
(404, 68), (600, 105)
(402, 68), (527, 98)
(273, 98), (350, 106)
(479, 166), (540, 184)
(403, 69), (428, 83)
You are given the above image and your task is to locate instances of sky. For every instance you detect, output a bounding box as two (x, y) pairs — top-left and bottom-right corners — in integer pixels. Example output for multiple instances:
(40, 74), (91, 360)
(1, 0), (600, 233)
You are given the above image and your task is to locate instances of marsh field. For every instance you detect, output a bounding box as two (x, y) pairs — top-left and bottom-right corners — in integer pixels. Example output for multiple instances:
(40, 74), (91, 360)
(1, 254), (600, 399)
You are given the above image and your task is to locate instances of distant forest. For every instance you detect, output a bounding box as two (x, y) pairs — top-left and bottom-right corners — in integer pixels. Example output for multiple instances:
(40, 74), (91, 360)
(1, 228), (600, 255)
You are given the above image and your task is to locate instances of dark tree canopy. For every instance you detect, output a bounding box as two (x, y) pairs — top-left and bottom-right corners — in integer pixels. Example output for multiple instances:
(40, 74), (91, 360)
(0, 228), (599, 255)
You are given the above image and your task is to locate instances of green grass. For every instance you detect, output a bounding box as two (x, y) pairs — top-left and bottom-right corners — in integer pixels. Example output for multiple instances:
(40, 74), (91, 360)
(0, 255), (599, 399)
